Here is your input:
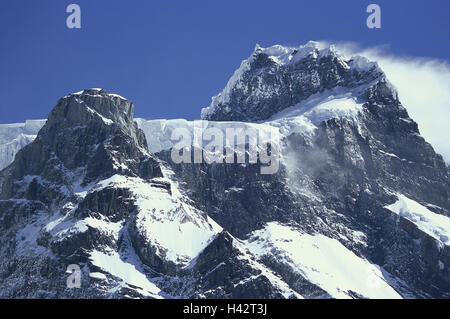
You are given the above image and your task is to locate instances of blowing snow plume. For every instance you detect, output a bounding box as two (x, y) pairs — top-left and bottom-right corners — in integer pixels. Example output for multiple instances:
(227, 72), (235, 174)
(333, 42), (450, 164)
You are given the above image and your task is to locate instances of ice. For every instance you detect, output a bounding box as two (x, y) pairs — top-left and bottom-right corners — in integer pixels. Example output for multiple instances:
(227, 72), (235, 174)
(200, 41), (372, 119)
(0, 119), (45, 169)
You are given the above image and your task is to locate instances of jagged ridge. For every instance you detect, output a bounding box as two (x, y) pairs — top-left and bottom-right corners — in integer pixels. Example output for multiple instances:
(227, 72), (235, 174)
(0, 40), (449, 298)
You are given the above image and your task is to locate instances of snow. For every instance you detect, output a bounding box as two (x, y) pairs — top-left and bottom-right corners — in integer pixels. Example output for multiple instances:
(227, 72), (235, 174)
(268, 85), (367, 125)
(257, 41), (336, 67)
(53, 217), (123, 243)
(379, 150), (401, 160)
(135, 91), (363, 156)
(200, 41), (371, 119)
(89, 272), (107, 281)
(1, 89), (364, 171)
(0, 116), (309, 170)
(85, 106), (114, 125)
(11, 171), (176, 298)
(0, 119), (46, 170)
(348, 56), (379, 72)
(136, 117), (312, 157)
(42, 194), (123, 243)
(232, 239), (304, 299)
(89, 249), (163, 298)
(289, 97), (362, 123)
(108, 93), (127, 100)
(94, 173), (222, 266)
(71, 89), (128, 101)
(244, 222), (402, 299)
(15, 217), (49, 257)
(135, 118), (193, 154)
(385, 194), (450, 246)
(226, 186), (244, 192)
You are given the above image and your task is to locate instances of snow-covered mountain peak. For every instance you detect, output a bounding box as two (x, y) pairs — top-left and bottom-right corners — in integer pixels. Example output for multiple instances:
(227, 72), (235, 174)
(253, 41), (380, 74)
(54, 88), (135, 130)
(254, 41), (338, 65)
(201, 41), (387, 122)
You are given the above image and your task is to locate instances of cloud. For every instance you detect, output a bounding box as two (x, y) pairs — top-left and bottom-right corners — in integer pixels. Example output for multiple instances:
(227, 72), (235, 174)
(332, 42), (450, 164)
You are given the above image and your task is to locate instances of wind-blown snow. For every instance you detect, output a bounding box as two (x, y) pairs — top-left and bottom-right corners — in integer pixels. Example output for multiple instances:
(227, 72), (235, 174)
(244, 222), (402, 299)
(0, 133), (36, 170)
(1, 115), (314, 170)
(332, 42), (450, 163)
(135, 118), (194, 154)
(385, 194), (450, 246)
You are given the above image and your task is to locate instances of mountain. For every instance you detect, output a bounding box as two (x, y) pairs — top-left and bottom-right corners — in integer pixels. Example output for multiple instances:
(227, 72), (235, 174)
(0, 42), (449, 298)
(201, 41), (385, 122)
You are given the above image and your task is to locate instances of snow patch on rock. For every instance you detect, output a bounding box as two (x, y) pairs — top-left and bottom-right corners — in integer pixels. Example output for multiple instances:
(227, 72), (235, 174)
(385, 194), (450, 246)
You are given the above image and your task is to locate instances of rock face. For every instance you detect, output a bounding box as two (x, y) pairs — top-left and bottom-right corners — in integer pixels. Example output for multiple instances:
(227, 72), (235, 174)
(0, 42), (449, 299)
(201, 42), (384, 122)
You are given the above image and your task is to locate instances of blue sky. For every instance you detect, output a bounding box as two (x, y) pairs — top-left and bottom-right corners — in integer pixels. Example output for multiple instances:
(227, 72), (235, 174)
(0, 0), (449, 123)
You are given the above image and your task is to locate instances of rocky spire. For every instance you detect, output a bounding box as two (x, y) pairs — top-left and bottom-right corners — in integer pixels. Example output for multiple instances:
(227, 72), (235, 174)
(0, 88), (162, 200)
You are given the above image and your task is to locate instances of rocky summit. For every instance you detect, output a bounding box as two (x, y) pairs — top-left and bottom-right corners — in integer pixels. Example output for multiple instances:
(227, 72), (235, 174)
(0, 42), (449, 299)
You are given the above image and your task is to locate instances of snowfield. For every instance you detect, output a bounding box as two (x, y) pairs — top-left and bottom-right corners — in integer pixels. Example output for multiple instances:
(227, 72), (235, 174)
(244, 222), (402, 299)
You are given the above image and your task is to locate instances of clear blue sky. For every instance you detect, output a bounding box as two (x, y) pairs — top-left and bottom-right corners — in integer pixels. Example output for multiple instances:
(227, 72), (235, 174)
(0, 0), (449, 123)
